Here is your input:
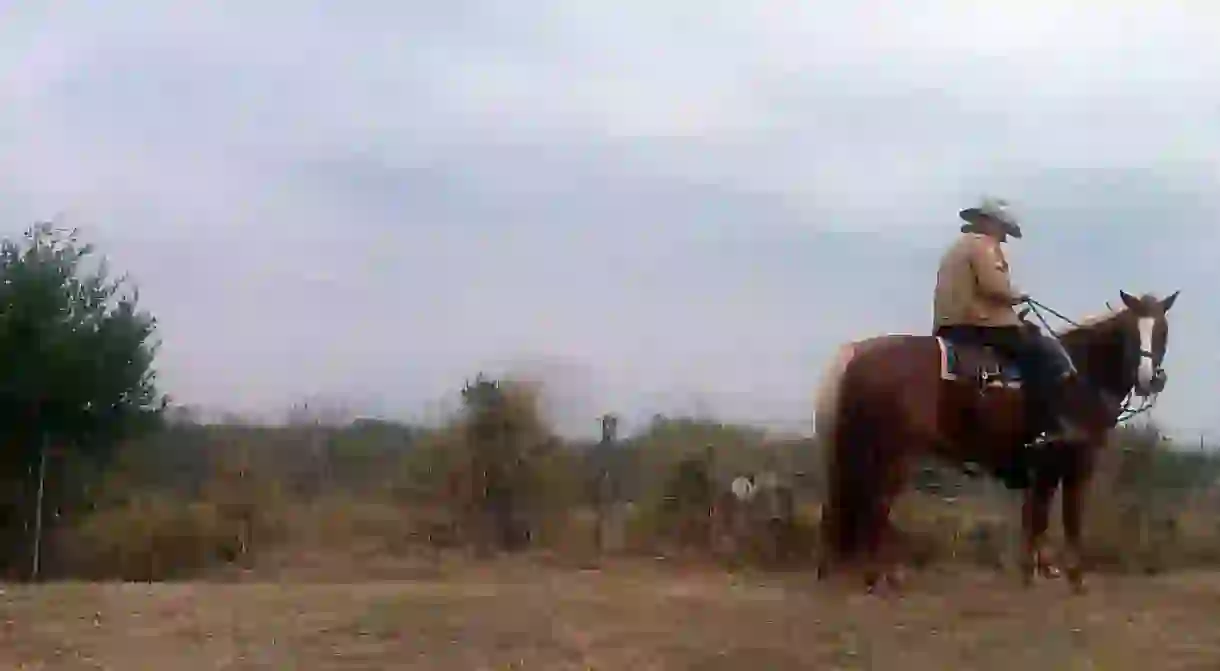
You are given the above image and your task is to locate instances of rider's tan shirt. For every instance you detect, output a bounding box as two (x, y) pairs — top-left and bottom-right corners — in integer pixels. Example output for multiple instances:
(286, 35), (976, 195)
(934, 232), (1021, 329)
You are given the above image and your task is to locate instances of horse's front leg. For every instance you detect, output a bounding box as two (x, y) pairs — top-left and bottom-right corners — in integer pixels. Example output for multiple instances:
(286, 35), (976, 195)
(1062, 463), (1094, 594)
(1020, 469), (1059, 586)
(1036, 545), (1062, 579)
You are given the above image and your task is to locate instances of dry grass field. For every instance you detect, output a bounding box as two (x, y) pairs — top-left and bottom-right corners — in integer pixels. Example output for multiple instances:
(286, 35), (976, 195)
(3, 400), (1217, 669)
(3, 558), (1220, 670)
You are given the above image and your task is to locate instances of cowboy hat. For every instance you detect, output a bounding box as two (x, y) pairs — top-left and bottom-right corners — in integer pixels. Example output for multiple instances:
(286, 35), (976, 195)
(959, 196), (1022, 239)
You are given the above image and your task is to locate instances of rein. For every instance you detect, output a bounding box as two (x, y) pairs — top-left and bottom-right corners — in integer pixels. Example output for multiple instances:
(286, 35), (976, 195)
(1024, 297), (1079, 331)
(1023, 297), (1158, 424)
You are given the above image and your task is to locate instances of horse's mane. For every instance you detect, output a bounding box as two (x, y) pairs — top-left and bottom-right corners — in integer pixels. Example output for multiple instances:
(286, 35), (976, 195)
(1058, 305), (1131, 341)
(1070, 309), (1124, 330)
(1060, 292), (1169, 339)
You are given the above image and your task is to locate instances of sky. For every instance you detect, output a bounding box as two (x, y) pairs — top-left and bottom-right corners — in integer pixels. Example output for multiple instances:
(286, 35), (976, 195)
(1, 2), (1218, 440)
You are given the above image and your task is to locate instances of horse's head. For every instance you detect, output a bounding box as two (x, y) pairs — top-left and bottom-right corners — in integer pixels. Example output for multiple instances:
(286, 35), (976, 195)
(1117, 290), (1179, 397)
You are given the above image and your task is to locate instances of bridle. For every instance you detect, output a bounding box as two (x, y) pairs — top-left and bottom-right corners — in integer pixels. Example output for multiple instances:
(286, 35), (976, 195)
(1023, 297), (1162, 424)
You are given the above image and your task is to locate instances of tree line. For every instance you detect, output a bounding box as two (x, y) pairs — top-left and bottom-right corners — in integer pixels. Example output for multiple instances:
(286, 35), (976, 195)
(3, 222), (1218, 578)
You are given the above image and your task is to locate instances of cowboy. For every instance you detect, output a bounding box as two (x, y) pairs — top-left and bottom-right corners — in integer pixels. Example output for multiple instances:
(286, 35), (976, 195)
(933, 197), (1085, 444)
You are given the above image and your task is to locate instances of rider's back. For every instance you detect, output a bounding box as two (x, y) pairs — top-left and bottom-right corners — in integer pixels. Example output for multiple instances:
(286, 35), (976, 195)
(934, 233), (1020, 331)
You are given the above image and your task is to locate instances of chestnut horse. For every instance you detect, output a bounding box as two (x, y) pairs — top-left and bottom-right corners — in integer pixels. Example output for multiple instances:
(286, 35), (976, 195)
(815, 290), (1179, 593)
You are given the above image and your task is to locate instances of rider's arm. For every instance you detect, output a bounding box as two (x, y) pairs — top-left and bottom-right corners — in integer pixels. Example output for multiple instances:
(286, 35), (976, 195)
(968, 238), (1019, 305)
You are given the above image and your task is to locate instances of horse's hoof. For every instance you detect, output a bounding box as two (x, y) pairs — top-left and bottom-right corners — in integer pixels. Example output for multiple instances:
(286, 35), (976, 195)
(884, 567), (907, 591)
(1039, 563), (1062, 579)
(864, 571), (885, 595)
(1067, 569), (1087, 594)
(865, 582), (890, 598)
(864, 571), (904, 597)
(867, 582), (901, 599)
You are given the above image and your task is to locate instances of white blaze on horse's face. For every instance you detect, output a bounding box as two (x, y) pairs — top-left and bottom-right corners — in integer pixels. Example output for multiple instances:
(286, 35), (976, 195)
(1136, 316), (1156, 395)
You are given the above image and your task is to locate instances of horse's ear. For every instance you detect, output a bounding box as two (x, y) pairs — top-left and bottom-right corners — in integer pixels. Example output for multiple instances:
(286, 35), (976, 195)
(1119, 290), (1140, 310)
(1161, 290), (1180, 312)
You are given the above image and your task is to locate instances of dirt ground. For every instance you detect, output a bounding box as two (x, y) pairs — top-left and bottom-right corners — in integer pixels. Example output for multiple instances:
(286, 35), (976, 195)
(2, 559), (1220, 670)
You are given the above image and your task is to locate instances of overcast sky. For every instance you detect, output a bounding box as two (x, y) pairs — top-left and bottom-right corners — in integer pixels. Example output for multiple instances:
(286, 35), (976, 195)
(2, 3), (1217, 438)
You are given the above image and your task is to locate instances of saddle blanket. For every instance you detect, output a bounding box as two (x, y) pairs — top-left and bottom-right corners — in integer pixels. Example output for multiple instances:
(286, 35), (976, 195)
(936, 336), (1024, 389)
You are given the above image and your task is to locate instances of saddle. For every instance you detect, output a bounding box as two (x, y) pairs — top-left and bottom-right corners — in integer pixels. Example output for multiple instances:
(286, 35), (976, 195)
(936, 336), (1024, 390)
(937, 335), (1033, 489)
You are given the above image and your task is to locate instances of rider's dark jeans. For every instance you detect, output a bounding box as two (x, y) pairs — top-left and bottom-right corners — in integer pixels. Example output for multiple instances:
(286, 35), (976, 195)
(935, 324), (1024, 361)
(935, 324), (1059, 433)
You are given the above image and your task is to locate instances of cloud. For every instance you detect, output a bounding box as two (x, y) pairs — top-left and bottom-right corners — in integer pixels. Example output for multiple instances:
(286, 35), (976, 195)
(0, 1), (1217, 437)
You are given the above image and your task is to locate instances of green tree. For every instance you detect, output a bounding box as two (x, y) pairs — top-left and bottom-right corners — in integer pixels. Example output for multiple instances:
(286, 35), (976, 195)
(0, 223), (165, 568)
(457, 374), (561, 551)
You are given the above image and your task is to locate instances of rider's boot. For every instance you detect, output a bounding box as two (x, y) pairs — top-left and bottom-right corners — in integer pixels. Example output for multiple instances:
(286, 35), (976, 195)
(1038, 374), (1089, 445)
(996, 452), (1032, 490)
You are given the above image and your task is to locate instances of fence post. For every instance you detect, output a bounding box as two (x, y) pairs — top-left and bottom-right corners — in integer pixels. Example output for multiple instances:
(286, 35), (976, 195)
(30, 433), (48, 582)
(594, 414), (619, 555)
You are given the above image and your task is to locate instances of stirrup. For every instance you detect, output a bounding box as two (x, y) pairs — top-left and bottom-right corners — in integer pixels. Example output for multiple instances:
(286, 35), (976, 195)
(1041, 421), (1088, 445)
(1029, 432), (1053, 448)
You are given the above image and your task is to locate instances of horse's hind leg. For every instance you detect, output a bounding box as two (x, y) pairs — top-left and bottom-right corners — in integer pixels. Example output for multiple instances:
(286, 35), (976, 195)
(857, 450), (914, 594)
(877, 472), (915, 591)
(862, 509), (906, 593)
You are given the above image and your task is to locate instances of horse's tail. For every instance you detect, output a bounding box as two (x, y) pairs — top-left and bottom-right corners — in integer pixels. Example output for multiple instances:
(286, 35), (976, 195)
(814, 342), (861, 566)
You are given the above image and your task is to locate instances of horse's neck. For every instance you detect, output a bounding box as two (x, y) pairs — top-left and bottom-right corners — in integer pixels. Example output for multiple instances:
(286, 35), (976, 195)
(1063, 319), (1135, 398)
